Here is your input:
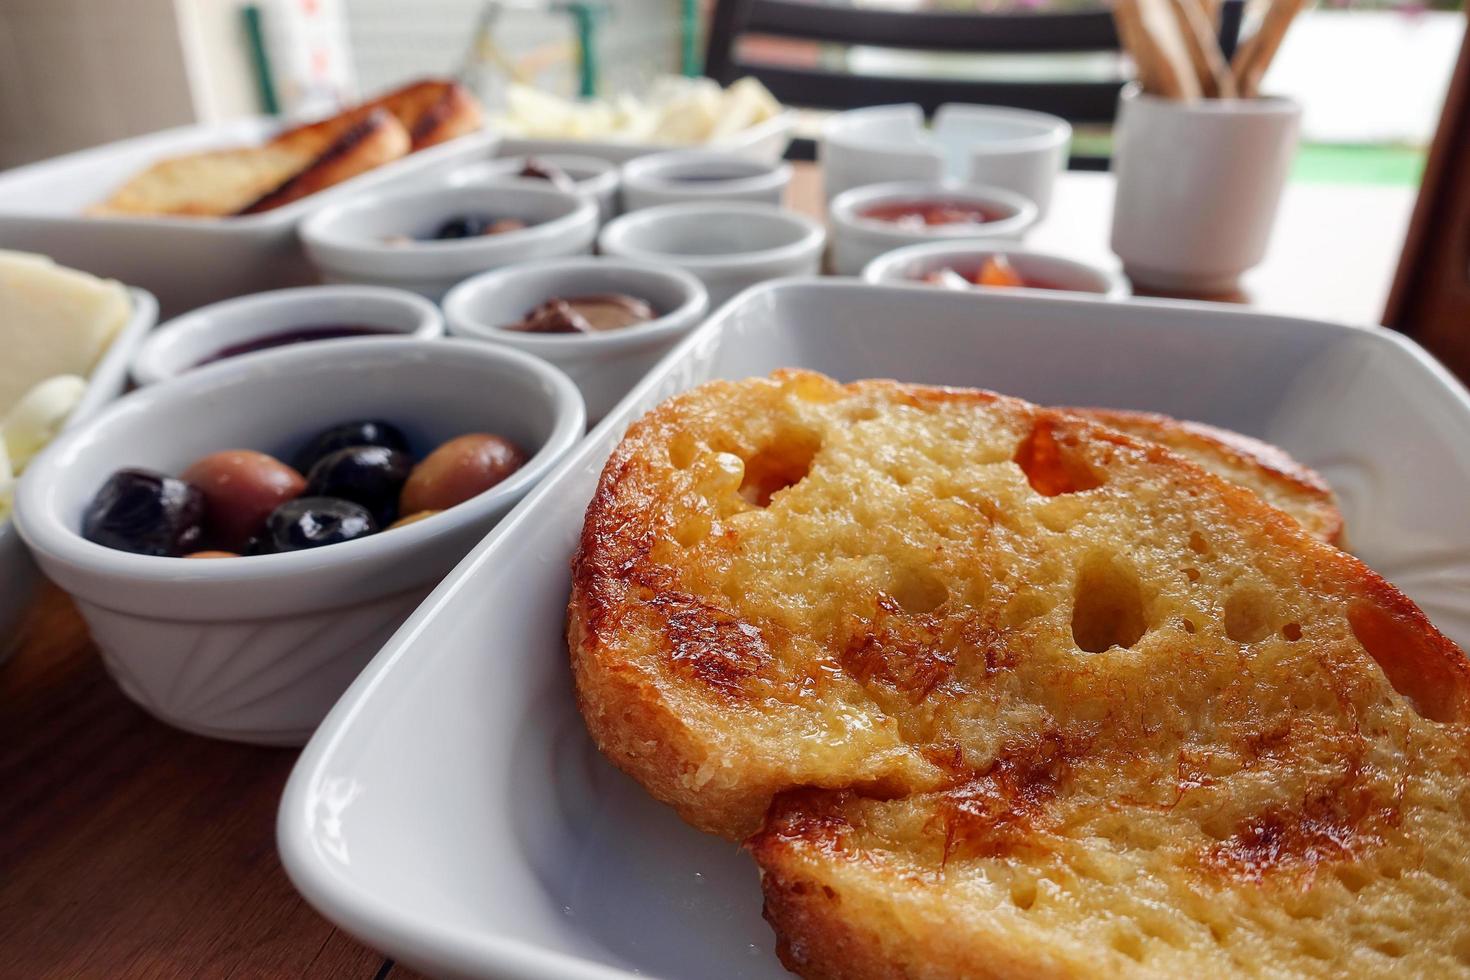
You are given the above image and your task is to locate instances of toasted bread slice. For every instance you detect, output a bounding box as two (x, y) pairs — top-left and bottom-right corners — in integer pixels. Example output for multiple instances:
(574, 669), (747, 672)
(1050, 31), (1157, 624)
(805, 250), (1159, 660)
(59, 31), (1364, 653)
(89, 144), (316, 217)
(364, 78), (484, 150)
(568, 370), (1470, 978)
(237, 109), (409, 215)
(1069, 407), (1344, 545)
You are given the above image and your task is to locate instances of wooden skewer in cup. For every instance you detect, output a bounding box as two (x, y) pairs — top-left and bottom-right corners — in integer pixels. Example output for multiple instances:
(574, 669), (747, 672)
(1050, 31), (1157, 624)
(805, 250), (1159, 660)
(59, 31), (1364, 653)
(1232, 0), (1307, 99)
(1169, 0), (1236, 99)
(1114, 0), (1203, 101)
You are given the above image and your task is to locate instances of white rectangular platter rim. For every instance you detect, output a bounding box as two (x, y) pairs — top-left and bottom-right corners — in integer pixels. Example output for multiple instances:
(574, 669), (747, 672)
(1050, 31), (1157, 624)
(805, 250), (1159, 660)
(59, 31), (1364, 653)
(278, 280), (1470, 980)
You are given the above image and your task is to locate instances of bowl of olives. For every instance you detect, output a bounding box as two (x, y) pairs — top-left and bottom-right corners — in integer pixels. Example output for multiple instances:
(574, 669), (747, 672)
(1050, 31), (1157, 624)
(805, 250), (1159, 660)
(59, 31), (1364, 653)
(299, 179), (598, 301)
(14, 336), (584, 744)
(446, 154), (621, 224)
(443, 255), (709, 421)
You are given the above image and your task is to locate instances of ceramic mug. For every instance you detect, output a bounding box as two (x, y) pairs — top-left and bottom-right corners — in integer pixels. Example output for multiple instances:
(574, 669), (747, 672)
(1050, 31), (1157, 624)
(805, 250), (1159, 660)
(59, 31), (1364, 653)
(1110, 84), (1301, 294)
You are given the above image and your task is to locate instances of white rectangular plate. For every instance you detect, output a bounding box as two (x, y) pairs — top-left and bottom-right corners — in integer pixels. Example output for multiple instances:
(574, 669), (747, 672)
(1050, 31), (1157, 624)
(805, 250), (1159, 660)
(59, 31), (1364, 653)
(280, 281), (1470, 980)
(0, 119), (496, 316)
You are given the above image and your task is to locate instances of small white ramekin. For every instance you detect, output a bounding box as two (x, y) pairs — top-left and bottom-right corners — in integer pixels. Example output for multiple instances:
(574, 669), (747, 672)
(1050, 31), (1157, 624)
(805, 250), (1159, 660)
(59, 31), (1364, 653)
(619, 150), (792, 212)
(130, 284), (443, 386)
(828, 180), (1039, 276)
(299, 179), (599, 300)
(598, 202), (824, 308)
(445, 153), (621, 224)
(443, 256), (709, 421)
(14, 337), (585, 745)
(862, 242), (1130, 299)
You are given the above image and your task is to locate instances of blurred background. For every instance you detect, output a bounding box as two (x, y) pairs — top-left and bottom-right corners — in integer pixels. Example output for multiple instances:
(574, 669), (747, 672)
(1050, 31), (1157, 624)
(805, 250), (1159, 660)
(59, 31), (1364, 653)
(0, 0), (1460, 184)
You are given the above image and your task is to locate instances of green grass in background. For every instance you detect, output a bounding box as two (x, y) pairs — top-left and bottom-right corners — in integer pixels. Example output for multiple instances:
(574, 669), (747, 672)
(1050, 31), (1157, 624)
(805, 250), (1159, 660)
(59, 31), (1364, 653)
(1070, 130), (1427, 186)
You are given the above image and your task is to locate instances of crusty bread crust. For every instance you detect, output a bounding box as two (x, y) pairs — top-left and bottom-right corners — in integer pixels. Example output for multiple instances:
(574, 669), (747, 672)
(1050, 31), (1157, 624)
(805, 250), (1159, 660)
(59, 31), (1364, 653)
(568, 370), (1470, 978)
(237, 109), (408, 215)
(1069, 407), (1344, 545)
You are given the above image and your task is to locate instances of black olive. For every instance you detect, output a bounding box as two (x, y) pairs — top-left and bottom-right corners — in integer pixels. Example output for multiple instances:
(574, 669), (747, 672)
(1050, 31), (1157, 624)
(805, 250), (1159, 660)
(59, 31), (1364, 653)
(432, 214), (490, 239)
(291, 420), (409, 474)
(82, 468), (205, 557)
(304, 446), (413, 526)
(266, 497), (377, 552)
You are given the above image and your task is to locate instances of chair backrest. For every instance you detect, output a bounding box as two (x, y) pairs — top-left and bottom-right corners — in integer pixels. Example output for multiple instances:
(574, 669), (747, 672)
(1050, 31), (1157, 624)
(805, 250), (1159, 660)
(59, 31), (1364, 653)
(706, 0), (1128, 125)
(706, 0), (1245, 166)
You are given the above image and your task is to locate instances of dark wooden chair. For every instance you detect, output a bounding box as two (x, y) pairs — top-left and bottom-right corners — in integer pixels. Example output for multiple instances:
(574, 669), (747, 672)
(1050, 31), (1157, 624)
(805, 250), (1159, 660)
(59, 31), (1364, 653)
(704, 0), (1244, 167)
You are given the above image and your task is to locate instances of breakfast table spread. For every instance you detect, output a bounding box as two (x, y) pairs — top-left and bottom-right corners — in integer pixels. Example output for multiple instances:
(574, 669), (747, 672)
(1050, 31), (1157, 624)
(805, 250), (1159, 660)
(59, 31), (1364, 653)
(1, 159), (1418, 978)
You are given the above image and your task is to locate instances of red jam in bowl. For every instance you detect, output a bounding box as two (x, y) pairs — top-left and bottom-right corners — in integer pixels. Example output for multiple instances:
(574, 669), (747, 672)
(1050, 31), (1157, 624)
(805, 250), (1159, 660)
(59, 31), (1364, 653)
(859, 200), (1001, 230)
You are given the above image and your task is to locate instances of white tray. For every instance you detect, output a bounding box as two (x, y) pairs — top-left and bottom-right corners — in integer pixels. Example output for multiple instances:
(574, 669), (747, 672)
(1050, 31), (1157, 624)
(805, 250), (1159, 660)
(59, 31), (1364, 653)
(0, 119), (497, 317)
(1, 287), (158, 661)
(279, 281), (1470, 980)
(498, 110), (796, 166)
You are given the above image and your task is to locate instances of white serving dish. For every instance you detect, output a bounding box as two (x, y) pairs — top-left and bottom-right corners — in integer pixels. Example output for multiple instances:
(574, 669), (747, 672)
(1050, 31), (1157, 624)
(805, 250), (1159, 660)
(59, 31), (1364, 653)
(863, 241), (1130, 299)
(598, 202), (824, 307)
(15, 338), (584, 744)
(446, 153), (621, 224)
(300, 180), (598, 301)
(1, 286), (158, 663)
(619, 151), (791, 212)
(828, 180), (1039, 276)
(131, 284), (443, 386)
(443, 256), (708, 421)
(0, 118), (498, 317)
(279, 280), (1470, 979)
(498, 109), (797, 166)
(820, 103), (1070, 214)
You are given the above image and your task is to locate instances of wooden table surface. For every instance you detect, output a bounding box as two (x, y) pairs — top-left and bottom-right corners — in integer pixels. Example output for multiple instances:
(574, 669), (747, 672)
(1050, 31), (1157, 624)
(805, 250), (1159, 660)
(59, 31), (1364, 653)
(0, 161), (1419, 979)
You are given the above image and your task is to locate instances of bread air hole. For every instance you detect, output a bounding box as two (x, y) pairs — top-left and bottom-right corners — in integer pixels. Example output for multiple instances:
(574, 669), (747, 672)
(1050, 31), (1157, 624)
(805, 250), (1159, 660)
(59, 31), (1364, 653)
(891, 565), (948, 615)
(737, 431), (821, 507)
(1013, 418), (1105, 497)
(1223, 584), (1277, 643)
(1071, 553), (1148, 653)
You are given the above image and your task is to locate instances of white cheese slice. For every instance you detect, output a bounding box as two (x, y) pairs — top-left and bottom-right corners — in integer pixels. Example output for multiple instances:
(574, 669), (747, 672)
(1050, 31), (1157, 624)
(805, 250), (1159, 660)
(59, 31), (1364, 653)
(0, 250), (130, 414)
(2, 373), (87, 472)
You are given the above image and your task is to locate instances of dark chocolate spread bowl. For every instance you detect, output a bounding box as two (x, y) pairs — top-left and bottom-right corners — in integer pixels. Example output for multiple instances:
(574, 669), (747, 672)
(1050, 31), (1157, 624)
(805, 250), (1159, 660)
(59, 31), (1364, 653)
(130, 284), (443, 387)
(442, 255), (708, 421)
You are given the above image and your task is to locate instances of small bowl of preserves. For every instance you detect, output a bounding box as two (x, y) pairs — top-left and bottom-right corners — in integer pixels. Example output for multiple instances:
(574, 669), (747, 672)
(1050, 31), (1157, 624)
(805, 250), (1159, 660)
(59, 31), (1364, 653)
(619, 150), (792, 212)
(443, 255), (708, 420)
(828, 180), (1038, 276)
(597, 202), (824, 308)
(300, 179), (598, 300)
(14, 337), (584, 744)
(862, 242), (1130, 299)
(130, 284), (443, 386)
(446, 153), (621, 223)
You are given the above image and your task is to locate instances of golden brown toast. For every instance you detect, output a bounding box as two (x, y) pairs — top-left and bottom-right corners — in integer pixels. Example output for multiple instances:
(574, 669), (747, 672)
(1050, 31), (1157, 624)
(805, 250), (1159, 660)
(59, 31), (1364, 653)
(237, 109), (408, 215)
(568, 370), (1470, 978)
(92, 78), (479, 218)
(1070, 407), (1344, 545)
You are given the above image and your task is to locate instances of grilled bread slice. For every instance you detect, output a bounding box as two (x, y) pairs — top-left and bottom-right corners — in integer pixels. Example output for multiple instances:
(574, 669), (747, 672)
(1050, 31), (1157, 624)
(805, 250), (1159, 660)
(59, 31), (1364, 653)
(92, 78), (478, 218)
(1071, 407), (1344, 545)
(568, 370), (1470, 978)
(237, 109), (409, 215)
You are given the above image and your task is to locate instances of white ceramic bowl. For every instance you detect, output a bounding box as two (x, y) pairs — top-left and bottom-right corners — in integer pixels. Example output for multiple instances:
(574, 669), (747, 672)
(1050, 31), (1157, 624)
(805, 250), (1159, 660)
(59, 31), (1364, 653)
(619, 151), (792, 212)
(446, 153), (621, 224)
(14, 337), (584, 745)
(300, 180), (599, 301)
(828, 180), (1039, 277)
(862, 242), (1130, 299)
(443, 256), (709, 421)
(820, 103), (1070, 215)
(130, 285), (443, 386)
(1, 286), (158, 664)
(598, 202), (824, 308)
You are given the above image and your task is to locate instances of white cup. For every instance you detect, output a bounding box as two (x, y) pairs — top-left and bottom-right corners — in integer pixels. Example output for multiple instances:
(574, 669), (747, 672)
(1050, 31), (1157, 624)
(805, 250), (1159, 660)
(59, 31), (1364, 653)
(1110, 85), (1301, 294)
